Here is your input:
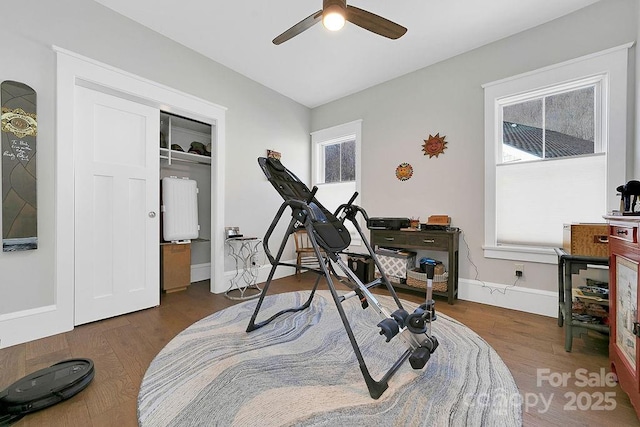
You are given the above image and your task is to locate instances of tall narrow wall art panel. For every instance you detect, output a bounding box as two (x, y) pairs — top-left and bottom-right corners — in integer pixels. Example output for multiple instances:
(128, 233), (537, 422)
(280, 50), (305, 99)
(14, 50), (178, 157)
(0, 81), (38, 251)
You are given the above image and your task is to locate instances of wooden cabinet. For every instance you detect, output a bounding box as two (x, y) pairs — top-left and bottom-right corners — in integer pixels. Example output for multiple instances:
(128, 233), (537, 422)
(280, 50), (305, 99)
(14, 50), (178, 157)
(161, 243), (191, 292)
(606, 216), (640, 418)
(370, 228), (460, 304)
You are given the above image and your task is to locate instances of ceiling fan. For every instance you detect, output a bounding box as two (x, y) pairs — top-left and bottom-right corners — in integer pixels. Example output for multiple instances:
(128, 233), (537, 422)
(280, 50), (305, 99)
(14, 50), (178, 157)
(273, 0), (407, 45)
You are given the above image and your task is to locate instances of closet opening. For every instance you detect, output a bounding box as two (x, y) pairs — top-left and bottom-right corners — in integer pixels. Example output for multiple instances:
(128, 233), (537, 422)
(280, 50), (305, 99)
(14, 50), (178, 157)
(159, 111), (213, 292)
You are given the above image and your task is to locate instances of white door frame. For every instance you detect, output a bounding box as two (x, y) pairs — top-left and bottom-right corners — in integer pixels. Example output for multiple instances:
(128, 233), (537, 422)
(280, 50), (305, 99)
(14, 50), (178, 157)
(55, 48), (227, 330)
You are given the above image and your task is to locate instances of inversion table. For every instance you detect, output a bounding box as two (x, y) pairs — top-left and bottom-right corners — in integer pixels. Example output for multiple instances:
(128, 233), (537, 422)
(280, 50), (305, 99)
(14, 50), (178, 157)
(246, 157), (439, 399)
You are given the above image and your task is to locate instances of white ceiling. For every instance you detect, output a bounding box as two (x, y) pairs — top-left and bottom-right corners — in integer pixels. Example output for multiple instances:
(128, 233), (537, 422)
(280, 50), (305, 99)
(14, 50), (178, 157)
(93, 0), (600, 108)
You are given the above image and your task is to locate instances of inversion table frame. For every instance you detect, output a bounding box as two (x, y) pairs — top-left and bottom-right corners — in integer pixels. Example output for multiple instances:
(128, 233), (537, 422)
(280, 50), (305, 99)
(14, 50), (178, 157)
(247, 157), (439, 399)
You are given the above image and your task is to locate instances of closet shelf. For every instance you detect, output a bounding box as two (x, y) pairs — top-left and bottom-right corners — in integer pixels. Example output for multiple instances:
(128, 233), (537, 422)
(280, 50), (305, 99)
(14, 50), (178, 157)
(160, 148), (211, 165)
(160, 238), (210, 245)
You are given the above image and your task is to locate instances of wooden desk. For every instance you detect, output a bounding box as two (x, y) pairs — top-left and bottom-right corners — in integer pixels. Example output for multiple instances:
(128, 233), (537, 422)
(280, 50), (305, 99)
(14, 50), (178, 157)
(370, 228), (460, 304)
(554, 247), (609, 352)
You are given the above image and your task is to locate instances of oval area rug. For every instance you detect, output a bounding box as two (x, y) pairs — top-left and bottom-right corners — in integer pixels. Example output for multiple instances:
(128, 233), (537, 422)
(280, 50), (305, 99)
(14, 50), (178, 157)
(138, 290), (522, 426)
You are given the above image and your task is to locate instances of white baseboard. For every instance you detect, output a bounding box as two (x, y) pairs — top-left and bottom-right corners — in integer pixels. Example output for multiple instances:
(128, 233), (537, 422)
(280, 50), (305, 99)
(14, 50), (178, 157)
(199, 262), (556, 317)
(458, 278), (557, 318)
(0, 304), (71, 349)
(215, 260), (297, 294)
(191, 263), (211, 283)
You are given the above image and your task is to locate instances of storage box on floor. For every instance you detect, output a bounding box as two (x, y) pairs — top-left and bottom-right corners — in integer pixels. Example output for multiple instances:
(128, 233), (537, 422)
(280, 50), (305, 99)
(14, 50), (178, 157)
(347, 253), (375, 283)
(161, 242), (191, 292)
(562, 223), (609, 257)
(374, 249), (416, 283)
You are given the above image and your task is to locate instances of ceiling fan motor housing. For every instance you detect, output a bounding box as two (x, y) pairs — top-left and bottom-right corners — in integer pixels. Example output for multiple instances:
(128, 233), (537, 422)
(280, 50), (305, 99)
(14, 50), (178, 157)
(324, 0), (347, 12)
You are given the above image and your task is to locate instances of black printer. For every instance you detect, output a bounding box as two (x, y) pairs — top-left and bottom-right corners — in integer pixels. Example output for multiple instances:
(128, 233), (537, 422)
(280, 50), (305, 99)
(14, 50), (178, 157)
(367, 217), (410, 230)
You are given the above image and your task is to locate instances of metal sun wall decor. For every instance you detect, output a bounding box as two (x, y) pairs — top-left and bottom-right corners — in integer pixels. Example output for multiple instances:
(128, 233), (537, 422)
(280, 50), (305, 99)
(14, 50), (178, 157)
(395, 162), (413, 181)
(422, 133), (448, 158)
(1, 80), (38, 252)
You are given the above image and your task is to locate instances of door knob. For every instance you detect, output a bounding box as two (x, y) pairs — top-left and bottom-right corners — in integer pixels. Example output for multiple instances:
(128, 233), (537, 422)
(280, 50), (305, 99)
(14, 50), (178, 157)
(149, 211), (156, 218)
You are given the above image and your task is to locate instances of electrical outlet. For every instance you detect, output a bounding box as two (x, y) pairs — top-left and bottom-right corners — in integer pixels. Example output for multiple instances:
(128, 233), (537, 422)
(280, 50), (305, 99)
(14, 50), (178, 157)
(515, 263), (524, 277)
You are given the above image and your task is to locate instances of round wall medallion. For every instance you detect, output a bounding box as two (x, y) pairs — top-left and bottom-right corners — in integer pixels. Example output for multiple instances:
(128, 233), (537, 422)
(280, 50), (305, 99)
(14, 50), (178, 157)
(1, 107), (37, 138)
(395, 162), (413, 181)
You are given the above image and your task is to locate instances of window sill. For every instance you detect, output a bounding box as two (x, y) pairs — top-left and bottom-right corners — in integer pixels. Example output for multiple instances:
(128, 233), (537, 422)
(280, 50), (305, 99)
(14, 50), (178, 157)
(483, 244), (558, 264)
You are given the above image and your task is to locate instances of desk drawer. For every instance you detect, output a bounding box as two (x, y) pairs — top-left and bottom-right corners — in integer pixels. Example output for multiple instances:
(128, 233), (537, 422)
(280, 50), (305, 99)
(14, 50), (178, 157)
(372, 231), (406, 246)
(404, 233), (450, 249)
(610, 225), (637, 244)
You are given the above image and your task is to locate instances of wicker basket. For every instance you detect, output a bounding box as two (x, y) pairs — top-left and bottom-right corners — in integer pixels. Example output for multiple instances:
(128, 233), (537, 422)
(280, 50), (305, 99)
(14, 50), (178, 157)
(406, 268), (448, 292)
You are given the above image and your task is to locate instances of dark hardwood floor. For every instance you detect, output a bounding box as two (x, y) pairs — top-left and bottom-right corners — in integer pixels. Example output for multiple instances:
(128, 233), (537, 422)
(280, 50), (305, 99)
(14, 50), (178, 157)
(1, 274), (638, 426)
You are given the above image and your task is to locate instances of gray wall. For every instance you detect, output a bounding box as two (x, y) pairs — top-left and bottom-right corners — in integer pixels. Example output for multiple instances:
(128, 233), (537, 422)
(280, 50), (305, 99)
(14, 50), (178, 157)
(0, 0), (311, 315)
(311, 0), (637, 292)
(1, 0), (636, 318)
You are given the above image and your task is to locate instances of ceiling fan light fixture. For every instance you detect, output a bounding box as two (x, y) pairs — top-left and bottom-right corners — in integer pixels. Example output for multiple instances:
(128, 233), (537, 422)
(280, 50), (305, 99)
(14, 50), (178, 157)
(272, 0), (406, 45)
(322, 5), (345, 31)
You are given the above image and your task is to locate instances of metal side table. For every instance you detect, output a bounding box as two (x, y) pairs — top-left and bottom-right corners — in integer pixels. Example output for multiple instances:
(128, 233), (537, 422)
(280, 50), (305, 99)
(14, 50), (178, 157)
(225, 237), (263, 300)
(555, 247), (609, 352)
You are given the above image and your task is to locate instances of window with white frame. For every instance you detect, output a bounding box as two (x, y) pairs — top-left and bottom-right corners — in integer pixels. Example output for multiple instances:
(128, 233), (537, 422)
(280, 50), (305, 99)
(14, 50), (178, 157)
(311, 120), (362, 246)
(483, 43), (630, 264)
(501, 83), (598, 164)
(319, 137), (356, 183)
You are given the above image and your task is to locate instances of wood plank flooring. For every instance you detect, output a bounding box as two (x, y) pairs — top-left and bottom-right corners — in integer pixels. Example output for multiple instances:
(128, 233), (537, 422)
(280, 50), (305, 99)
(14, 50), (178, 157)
(1, 275), (638, 426)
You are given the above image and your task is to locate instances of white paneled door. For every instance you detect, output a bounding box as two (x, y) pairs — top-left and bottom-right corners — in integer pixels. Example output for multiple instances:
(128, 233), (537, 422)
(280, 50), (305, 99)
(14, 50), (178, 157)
(74, 86), (160, 325)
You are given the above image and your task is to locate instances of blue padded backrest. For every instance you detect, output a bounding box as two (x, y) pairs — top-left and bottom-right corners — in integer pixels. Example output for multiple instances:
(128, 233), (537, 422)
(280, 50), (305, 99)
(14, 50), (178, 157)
(258, 157), (351, 252)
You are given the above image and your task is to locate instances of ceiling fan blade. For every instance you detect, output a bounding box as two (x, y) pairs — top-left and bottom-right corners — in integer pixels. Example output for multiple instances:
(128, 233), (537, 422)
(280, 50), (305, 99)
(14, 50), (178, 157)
(346, 5), (407, 40)
(273, 10), (323, 45)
